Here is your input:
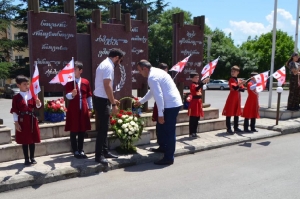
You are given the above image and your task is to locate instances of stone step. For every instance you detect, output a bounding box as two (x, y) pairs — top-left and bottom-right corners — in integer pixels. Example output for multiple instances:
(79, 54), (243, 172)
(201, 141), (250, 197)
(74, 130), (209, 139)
(0, 130), (150, 163)
(24, 107), (220, 140)
(145, 117), (226, 140)
(259, 106), (299, 120)
(0, 125), (12, 145)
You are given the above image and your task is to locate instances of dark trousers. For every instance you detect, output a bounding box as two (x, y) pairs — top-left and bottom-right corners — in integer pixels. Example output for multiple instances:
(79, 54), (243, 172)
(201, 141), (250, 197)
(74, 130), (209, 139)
(94, 96), (110, 157)
(70, 132), (85, 152)
(244, 118), (256, 130)
(189, 116), (200, 135)
(226, 116), (239, 130)
(22, 143), (35, 160)
(156, 122), (166, 149)
(156, 106), (181, 161)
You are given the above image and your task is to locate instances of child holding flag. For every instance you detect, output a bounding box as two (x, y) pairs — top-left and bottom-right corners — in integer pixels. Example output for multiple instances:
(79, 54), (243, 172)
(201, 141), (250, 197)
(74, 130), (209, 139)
(188, 72), (209, 138)
(65, 61), (93, 159)
(242, 72), (260, 132)
(222, 66), (246, 135)
(10, 75), (42, 165)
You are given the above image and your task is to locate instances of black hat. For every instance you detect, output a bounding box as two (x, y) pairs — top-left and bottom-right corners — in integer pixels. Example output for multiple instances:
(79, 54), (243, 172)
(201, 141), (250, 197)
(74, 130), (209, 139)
(189, 72), (199, 78)
(291, 52), (299, 57)
(250, 72), (258, 76)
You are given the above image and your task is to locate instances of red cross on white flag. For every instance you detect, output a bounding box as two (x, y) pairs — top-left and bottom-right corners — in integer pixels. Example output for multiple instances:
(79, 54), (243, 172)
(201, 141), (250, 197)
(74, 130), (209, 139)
(49, 58), (74, 85)
(201, 57), (219, 80)
(169, 55), (191, 73)
(272, 66), (286, 86)
(253, 71), (269, 92)
(28, 61), (41, 100)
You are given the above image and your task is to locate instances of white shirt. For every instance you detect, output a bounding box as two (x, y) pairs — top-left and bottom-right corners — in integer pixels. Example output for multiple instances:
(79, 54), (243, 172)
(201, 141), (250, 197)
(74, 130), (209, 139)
(66, 78), (93, 110)
(12, 91), (42, 122)
(94, 57), (115, 98)
(139, 67), (182, 116)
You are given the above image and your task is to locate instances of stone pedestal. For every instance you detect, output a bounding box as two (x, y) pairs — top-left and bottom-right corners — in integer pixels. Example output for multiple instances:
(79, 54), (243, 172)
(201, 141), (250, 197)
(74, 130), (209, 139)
(0, 125), (12, 144)
(259, 106), (300, 120)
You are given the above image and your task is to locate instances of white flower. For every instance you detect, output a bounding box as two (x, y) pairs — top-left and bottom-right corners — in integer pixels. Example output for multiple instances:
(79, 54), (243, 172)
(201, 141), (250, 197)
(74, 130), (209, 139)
(121, 124), (126, 129)
(121, 115), (126, 119)
(124, 128), (129, 132)
(130, 121), (135, 126)
(134, 117), (138, 121)
(128, 116), (133, 121)
(135, 127), (139, 131)
(117, 130), (122, 134)
(141, 121), (144, 125)
(60, 107), (64, 111)
(128, 124), (132, 129)
(129, 127), (134, 132)
(128, 131), (133, 135)
(118, 119), (123, 124)
(124, 115), (129, 118)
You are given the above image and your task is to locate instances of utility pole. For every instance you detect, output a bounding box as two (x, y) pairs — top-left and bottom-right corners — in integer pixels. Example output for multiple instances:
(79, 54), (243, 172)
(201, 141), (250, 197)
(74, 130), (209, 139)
(295, 0), (300, 52)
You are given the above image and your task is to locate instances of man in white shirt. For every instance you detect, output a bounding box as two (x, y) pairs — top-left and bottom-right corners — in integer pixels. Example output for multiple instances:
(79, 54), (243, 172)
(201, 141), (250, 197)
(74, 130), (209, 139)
(135, 60), (182, 165)
(94, 48), (124, 164)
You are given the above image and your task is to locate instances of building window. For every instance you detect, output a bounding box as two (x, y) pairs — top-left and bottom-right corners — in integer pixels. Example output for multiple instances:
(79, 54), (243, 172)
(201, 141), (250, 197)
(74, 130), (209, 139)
(15, 55), (23, 65)
(14, 33), (21, 40)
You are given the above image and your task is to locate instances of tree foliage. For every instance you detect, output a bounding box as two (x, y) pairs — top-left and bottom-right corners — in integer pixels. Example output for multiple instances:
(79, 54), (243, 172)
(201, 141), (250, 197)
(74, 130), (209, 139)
(148, 7), (193, 67)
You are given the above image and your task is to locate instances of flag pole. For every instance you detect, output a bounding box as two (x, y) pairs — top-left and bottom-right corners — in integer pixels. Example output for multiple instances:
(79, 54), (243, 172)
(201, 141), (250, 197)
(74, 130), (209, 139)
(173, 72), (180, 80)
(72, 57), (76, 89)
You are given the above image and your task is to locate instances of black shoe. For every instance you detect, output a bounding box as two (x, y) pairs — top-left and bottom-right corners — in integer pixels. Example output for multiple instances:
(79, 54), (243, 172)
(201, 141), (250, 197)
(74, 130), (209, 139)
(151, 147), (165, 153)
(244, 129), (251, 133)
(30, 158), (37, 164)
(154, 159), (174, 165)
(24, 159), (31, 166)
(227, 129), (234, 135)
(74, 151), (81, 159)
(95, 156), (108, 164)
(234, 128), (243, 133)
(251, 129), (258, 132)
(79, 150), (87, 159)
(104, 152), (118, 159)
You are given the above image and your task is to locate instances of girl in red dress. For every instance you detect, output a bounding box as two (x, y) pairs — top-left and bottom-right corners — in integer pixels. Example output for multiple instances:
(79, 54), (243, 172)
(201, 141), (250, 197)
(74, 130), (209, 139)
(222, 66), (246, 135)
(242, 72), (260, 132)
(65, 61), (93, 159)
(188, 72), (209, 138)
(10, 75), (42, 166)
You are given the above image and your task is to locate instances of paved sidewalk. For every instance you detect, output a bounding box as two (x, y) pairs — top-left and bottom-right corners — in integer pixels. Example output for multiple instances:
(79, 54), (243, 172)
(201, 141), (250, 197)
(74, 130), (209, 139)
(2, 116), (299, 193)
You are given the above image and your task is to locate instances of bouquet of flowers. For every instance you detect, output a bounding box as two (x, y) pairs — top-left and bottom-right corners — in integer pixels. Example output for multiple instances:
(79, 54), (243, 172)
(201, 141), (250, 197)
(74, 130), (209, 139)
(44, 98), (67, 122)
(110, 98), (145, 153)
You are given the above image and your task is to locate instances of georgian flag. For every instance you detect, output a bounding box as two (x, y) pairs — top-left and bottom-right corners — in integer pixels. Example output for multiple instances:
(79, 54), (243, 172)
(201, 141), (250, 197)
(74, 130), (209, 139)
(49, 59), (74, 85)
(272, 66), (286, 86)
(201, 57), (219, 80)
(169, 55), (191, 72)
(28, 61), (41, 100)
(253, 71), (269, 92)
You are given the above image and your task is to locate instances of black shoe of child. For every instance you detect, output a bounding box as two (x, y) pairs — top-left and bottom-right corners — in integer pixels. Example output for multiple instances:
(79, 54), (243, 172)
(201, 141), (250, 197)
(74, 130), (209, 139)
(244, 129), (251, 133)
(30, 159), (37, 164)
(227, 129), (234, 135)
(74, 151), (81, 159)
(79, 151), (87, 159)
(251, 128), (258, 132)
(24, 159), (31, 166)
(234, 128), (243, 133)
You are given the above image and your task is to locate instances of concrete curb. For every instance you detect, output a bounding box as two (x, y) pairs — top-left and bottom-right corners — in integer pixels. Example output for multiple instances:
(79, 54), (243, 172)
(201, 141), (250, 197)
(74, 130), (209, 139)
(0, 128), (297, 193)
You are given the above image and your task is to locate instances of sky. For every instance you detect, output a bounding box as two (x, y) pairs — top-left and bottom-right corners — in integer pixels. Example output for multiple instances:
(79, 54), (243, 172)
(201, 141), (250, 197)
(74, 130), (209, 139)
(166, 0), (300, 46)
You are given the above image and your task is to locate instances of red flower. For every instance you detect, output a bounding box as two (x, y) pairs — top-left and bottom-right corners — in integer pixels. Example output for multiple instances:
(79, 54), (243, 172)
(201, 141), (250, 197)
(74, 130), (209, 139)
(117, 114), (123, 118)
(126, 111), (132, 116)
(110, 116), (112, 119)
(134, 97), (139, 101)
(119, 110), (124, 114)
(110, 120), (117, 125)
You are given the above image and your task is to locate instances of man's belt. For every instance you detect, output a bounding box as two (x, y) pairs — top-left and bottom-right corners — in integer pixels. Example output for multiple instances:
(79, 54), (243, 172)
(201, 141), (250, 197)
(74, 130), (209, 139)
(19, 111), (36, 117)
(192, 95), (202, 99)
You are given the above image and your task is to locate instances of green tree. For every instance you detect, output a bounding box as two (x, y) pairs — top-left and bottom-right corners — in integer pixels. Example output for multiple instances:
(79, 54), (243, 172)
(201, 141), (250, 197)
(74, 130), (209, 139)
(148, 7), (193, 67)
(240, 30), (294, 73)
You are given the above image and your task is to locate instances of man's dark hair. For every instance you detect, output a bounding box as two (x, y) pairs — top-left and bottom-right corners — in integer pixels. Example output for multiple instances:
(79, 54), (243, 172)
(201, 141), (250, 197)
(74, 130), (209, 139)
(109, 48), (125, 58)
(138, 60), (152, 69)
(16, 75), (29, 84)
(157, 63), (168, 70)
(75, 61), (83, 70)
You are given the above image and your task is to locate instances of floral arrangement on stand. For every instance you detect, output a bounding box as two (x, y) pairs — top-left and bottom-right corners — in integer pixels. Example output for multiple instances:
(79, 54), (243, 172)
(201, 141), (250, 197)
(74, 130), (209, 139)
(44, 98), (67, 123)
(110, 97), (144, 154)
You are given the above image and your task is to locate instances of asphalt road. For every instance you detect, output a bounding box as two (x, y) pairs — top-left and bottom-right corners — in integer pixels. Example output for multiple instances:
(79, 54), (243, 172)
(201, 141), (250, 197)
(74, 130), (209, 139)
(1, 133), (300, 198)
(0, 89), (289, 135)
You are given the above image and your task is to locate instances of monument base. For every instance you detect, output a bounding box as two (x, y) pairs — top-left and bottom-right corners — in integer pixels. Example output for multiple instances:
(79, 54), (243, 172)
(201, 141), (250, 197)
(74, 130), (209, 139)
(259, 105), (300, 120)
